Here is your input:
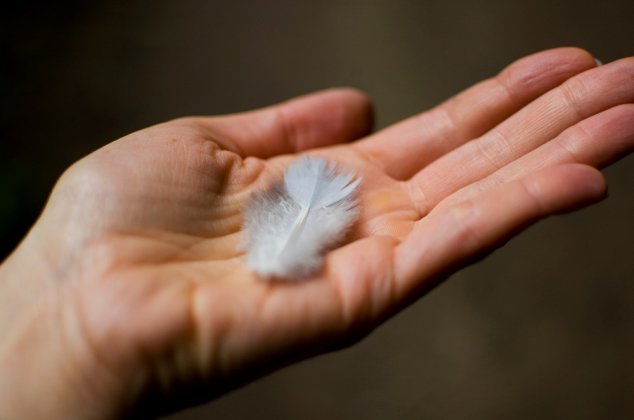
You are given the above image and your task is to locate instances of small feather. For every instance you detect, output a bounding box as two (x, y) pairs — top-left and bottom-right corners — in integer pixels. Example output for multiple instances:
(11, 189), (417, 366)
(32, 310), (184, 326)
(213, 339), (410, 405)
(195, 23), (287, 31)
(243, 157), (361, 279)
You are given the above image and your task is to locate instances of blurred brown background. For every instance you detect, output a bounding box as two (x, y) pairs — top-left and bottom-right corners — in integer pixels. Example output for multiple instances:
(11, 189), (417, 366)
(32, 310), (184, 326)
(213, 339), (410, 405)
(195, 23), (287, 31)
(2, 1), (633, 419)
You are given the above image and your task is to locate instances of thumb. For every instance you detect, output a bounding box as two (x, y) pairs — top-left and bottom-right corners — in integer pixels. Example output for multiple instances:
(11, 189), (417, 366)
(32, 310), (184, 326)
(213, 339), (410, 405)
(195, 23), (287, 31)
(195, 88), (374, 158)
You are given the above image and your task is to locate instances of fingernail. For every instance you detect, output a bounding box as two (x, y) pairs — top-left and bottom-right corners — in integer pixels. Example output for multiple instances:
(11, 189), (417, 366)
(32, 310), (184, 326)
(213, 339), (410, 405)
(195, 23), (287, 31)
(594, 57), (603, 66)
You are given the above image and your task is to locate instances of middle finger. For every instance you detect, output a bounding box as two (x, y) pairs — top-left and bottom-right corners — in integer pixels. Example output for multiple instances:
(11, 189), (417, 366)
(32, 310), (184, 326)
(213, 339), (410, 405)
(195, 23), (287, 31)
(405, 57), (634, 216)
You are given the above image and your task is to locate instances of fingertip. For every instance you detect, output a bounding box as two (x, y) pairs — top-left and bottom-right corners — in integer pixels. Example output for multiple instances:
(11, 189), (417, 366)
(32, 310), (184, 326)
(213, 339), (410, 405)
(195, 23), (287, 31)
(560, 163), (608, 202)
(530, 164), (608, 213)
(527, 47), (596, 68)
(276, 87), (375, 152)
(315, 87), (375, 140)
(553, 46), (596, 64)
(501, 47), (597, 96)
(324, 87), (374, 110)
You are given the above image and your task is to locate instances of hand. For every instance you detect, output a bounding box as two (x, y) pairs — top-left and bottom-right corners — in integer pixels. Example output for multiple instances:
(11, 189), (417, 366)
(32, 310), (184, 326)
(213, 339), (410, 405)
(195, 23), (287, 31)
(1, 48), (633, 419)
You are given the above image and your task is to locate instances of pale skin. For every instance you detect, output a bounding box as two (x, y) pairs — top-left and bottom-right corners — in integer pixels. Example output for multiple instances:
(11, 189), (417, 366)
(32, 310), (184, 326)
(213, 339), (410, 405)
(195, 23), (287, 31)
(1, 48), (633, 419)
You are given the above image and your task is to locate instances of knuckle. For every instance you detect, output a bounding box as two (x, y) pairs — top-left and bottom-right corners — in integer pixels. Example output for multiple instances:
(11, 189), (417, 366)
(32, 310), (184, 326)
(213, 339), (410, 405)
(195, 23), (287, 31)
(447, 200), (484, 252)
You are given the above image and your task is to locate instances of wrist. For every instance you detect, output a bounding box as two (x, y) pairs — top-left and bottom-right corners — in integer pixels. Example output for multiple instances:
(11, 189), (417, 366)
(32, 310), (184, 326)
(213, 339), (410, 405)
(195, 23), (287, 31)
(0, 234), (51, 337)
(0, 237), (121, 419)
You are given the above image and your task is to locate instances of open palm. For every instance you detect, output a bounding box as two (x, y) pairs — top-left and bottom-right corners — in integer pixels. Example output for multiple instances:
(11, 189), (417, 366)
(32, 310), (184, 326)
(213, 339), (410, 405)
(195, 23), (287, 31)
(2, 48), (633, 419)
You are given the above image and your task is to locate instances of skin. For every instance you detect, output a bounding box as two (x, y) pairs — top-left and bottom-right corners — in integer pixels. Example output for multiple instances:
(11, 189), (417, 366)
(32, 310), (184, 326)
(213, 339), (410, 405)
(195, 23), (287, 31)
(0, 47), (633, 419)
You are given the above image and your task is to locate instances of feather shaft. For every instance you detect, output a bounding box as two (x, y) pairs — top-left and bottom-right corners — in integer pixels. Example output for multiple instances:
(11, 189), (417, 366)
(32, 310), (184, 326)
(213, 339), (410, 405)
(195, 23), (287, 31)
(243, 157), (360, 279)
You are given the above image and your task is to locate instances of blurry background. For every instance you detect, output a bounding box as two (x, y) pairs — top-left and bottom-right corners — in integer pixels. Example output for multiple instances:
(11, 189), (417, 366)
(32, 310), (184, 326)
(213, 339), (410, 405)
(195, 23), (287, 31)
(1, 0), (633, 418)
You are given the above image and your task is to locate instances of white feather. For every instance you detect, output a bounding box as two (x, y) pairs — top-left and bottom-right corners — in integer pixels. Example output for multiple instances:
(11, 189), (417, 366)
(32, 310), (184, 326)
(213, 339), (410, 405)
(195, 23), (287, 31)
(243, 157), (361, 279)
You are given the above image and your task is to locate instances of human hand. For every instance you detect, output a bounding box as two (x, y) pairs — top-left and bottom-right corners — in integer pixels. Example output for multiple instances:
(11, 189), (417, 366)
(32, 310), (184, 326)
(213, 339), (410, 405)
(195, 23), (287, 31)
(1, 48), (633, 419)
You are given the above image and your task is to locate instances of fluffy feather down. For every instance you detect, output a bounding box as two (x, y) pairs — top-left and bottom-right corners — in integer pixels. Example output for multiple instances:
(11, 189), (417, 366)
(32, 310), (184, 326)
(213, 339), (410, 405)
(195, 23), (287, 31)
(243, 157), (361, 279)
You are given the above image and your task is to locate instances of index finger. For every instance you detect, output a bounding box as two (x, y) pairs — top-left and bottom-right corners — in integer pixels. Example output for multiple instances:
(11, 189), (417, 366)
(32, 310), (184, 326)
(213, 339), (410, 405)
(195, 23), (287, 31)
(354, 48), (598, 179)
